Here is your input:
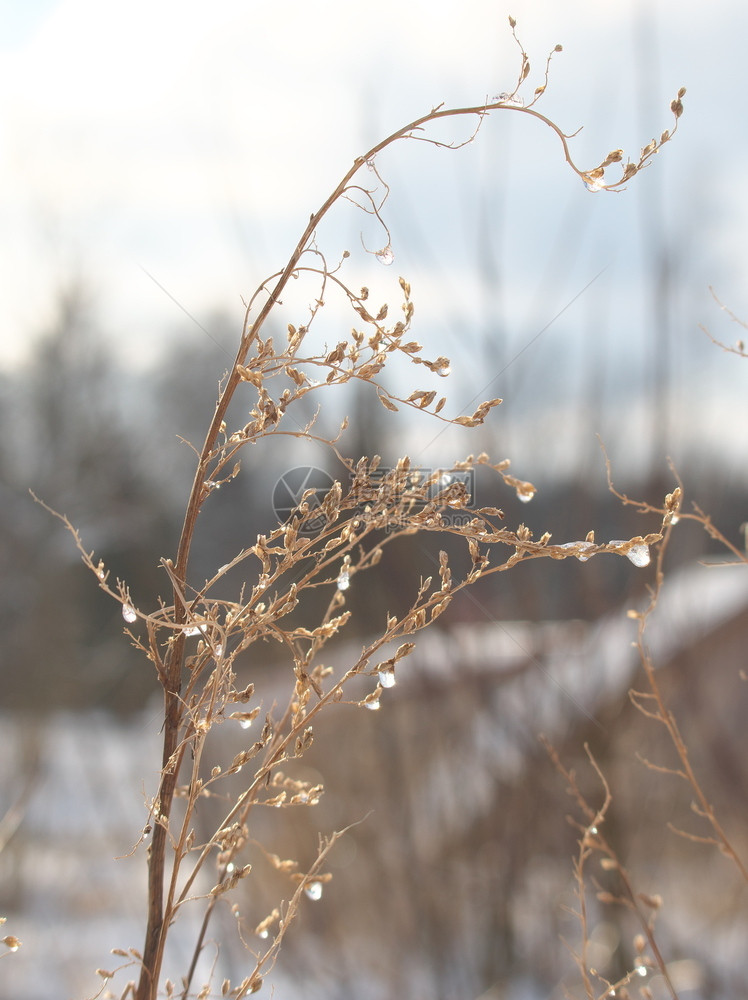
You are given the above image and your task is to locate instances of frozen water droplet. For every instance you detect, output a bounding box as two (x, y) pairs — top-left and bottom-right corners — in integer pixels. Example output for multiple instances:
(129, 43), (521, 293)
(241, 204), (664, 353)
(305, 880), (323, 901)
(495, 92), (524, 107)
(626, 543), (650, 568)
(589, 826), (598, 835)
(583, 173), (605, 192)
(258, 928), (269, 940)
(378, 666), (396, 689)
(365, 698), (381, 711)
(559, 541), (595, 562)
(184, 624), (206, 637)
(239, 716), (253, 730)
(122, 603), (137, 623)
(516, 484), (534, 503)
(610, 541), (650, 567)
(635, 965), (647, 977)
(337, 569), (350, 591)
(226, 862), (235, 873)
(375, 245), (395, 266)
(214, 643), (223, 658)
(668, 513), (680, 525)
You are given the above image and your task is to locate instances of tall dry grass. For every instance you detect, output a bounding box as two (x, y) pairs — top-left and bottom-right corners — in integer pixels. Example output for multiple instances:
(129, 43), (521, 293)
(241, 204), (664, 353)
(19, 19), (693, 1000)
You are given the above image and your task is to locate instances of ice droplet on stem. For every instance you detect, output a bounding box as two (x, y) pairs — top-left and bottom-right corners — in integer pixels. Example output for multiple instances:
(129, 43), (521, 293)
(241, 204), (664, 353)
(516, 484), (535, 503)
(375, 245), (395, 266)
(610, 540), (651, 567)
(378, 666), (396, 688)
(494, 92), (524, 108)
(183, 624), (207, 637)
(559, 541), (595, 562)
(122, 603), (137, 623)
(337, 568), (351, 591)
(625, 543), (650, 567)
(304, 881), (323, 901)
(582, 172), (605, 192)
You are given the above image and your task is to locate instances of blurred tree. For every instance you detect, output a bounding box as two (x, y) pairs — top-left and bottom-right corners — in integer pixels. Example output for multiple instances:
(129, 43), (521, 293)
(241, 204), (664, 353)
(1, 281), (173, 712)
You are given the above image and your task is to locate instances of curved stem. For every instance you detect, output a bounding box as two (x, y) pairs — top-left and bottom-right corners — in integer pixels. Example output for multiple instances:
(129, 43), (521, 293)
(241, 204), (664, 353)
(133, 89), (644, 999)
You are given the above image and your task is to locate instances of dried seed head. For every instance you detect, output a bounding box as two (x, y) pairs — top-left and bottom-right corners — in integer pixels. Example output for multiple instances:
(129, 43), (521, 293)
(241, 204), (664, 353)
(664, 486), (682, 513)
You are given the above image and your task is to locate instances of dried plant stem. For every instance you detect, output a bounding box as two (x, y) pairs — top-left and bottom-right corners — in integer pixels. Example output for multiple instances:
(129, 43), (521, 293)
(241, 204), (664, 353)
(601, 450), (748, 882)
(31, 23), (685, 998)
(631, 522), (748, 884)
(544, 740), (679, 999)
(135, 93), (593, 1000)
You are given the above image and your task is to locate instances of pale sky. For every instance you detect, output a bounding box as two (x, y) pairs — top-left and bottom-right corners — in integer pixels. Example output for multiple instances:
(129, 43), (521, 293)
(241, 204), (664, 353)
(2, 0), (747, 435)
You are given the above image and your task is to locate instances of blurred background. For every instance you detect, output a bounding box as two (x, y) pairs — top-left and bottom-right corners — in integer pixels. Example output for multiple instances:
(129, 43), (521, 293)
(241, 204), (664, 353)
(1, 0), (747, 997)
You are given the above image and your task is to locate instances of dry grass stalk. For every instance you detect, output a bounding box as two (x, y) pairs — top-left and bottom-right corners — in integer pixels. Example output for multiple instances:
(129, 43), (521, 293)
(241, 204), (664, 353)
(606, 463), (748, 884)
(701, 287), (748, 359)
(547, 394), (747, 998)
(544, 738), (677, 1000)
(31, 19), (686, 1000)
